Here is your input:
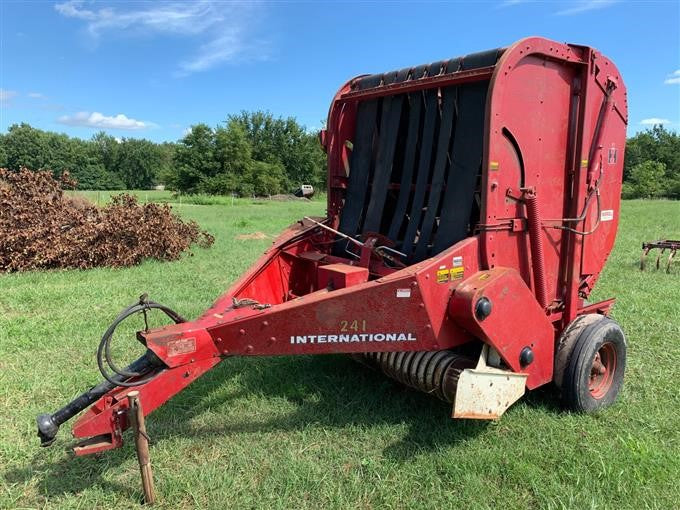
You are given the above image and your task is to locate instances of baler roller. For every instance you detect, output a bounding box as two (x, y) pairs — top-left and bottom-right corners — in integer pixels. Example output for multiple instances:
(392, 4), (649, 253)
(355, 350), (476, 403)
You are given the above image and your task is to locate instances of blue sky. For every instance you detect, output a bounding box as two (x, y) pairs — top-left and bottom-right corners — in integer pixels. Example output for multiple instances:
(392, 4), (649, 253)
(1, 0), (678, 143)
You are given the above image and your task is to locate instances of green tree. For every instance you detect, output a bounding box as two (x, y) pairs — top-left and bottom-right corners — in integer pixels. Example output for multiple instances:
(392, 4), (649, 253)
(91, 132), (120, 173)
(229, 111), (325, 188)
(75, 163), (125, 190)
(626, 160), (667, 198)
(1, 118), (324, 195)
(3, 123), (51, 170)
(156, 142), (176, 185)
(116, 138), (162, 189)
(0, 134), (8, 167)
(173, 124), (218, 193)
(197, 172), (240, 195)
(214, 121), (252, 175)
(624, 125), (680, 198)
(246, 160), (288, 196)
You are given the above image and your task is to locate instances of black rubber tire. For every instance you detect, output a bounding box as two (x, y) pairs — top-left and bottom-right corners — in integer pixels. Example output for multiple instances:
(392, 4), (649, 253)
(562, 317), (626, 412)
(554, 313), (605, 389)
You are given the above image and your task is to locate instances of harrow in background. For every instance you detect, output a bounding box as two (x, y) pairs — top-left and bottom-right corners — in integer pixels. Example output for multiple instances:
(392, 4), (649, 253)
(640, 240), (679, 273)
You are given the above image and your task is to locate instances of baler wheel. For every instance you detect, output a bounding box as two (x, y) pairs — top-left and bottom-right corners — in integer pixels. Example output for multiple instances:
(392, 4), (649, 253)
(561, 317), (626, 412)
(553, 314), (604, 389)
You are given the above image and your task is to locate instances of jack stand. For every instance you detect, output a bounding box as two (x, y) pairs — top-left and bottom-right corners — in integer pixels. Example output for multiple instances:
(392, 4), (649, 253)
(127, 391), (156, 505)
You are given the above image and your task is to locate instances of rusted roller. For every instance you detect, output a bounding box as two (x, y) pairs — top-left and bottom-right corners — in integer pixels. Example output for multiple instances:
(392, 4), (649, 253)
(440, 355), (474, 403)
(356, 350), (476, 403)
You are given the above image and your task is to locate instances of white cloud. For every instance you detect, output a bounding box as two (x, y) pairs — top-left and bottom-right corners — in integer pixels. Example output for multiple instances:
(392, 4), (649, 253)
(0, 89), (18, 103)
(27, 92), (47, 99)
(557, 0), (617, 15)
(57, 111), (154, 130)
(55, 1), (265, 75)
(55, 0), (218, 36)
(664, 70), (680, 85)
(178, 31), (244, 74)
(640, 118), (671, 125)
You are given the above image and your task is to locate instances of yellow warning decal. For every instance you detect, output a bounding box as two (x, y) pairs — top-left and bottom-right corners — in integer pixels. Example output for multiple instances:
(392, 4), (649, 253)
(490, 161), (500, 171)
(436, 268), (450, 283)
(581, 159), (588, 167)
(450, 267), (464, 280)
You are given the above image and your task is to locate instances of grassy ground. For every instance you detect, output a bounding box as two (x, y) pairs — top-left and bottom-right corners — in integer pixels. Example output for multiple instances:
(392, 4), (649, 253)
(68, 189), (326, 206)
(1, 198), (678, 509)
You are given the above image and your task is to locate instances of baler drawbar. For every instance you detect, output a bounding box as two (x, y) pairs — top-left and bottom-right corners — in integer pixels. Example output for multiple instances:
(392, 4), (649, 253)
(38, 37), (628, 456)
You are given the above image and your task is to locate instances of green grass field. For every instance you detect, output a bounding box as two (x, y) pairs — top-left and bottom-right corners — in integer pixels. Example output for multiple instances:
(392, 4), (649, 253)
(67, 189), (326, 206)
(1, 198), (678, 509)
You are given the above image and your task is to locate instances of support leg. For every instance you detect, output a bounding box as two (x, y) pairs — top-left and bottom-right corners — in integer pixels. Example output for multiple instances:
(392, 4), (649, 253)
(128, 391), (156, 505)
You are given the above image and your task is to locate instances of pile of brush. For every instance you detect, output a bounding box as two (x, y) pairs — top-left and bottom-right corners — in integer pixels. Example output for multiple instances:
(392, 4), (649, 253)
(0, 168), (214, 272)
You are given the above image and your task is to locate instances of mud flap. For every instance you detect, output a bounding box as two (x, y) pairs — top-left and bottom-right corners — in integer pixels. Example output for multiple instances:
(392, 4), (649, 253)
(453, 345), (527, 420)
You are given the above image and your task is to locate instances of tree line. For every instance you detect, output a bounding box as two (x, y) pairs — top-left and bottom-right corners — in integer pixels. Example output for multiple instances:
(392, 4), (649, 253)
(0, 111), (326, 195)
(0, 117), (678, 199)
(0, 123), (174, 190)
(622, 125), (680, 199)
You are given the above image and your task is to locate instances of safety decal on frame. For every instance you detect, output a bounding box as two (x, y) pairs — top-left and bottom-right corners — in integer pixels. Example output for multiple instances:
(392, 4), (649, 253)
(396, 288), (411, 298)
(437, 267), (450, 283)
(437, 261), (464, 283)
(167, 337), (196, 357)
(450, 267), (464, 280)
(600, 209), (614, 222)
(608, 146), (617, 165)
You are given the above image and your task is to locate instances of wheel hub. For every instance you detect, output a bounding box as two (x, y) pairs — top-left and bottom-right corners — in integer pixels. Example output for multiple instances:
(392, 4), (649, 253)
(588, 342), (616, 399)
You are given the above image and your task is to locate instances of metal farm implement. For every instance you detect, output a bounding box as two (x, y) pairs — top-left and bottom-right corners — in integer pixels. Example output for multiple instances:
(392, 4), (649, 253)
(38, 37), (629, 458)
(640, 240), (679, 273)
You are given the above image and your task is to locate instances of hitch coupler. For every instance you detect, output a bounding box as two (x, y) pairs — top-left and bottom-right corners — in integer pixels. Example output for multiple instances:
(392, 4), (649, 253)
(37, 353), (159, 447)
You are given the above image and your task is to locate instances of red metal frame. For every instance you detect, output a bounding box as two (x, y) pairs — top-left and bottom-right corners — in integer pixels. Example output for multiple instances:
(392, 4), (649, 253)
(62, 37), (627, 455)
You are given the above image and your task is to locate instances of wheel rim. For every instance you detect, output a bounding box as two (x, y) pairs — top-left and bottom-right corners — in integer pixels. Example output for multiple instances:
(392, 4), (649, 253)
(588, 342), (616, 399)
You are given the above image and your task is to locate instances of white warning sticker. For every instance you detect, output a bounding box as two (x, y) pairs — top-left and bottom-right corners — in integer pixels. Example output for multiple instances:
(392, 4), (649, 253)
(396, 288), (411, 298)
(600, 209), (614, 222)
(452, 256), (463, 267)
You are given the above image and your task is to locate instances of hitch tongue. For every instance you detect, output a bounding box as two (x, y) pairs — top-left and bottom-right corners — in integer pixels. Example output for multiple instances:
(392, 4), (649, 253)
(36, 413), (61, 447)
(36, 353), (156, 447)
(37, 378), (117, 447)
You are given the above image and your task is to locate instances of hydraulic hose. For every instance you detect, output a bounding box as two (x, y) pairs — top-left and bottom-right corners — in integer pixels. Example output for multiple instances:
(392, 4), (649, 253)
(37, 353), (158, 446)
(97, 297), (185, 386)
(37, 295), (186, 447)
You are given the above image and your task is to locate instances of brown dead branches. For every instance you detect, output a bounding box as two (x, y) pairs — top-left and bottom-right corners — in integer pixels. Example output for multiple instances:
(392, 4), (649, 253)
(0, 168), (214, 272)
